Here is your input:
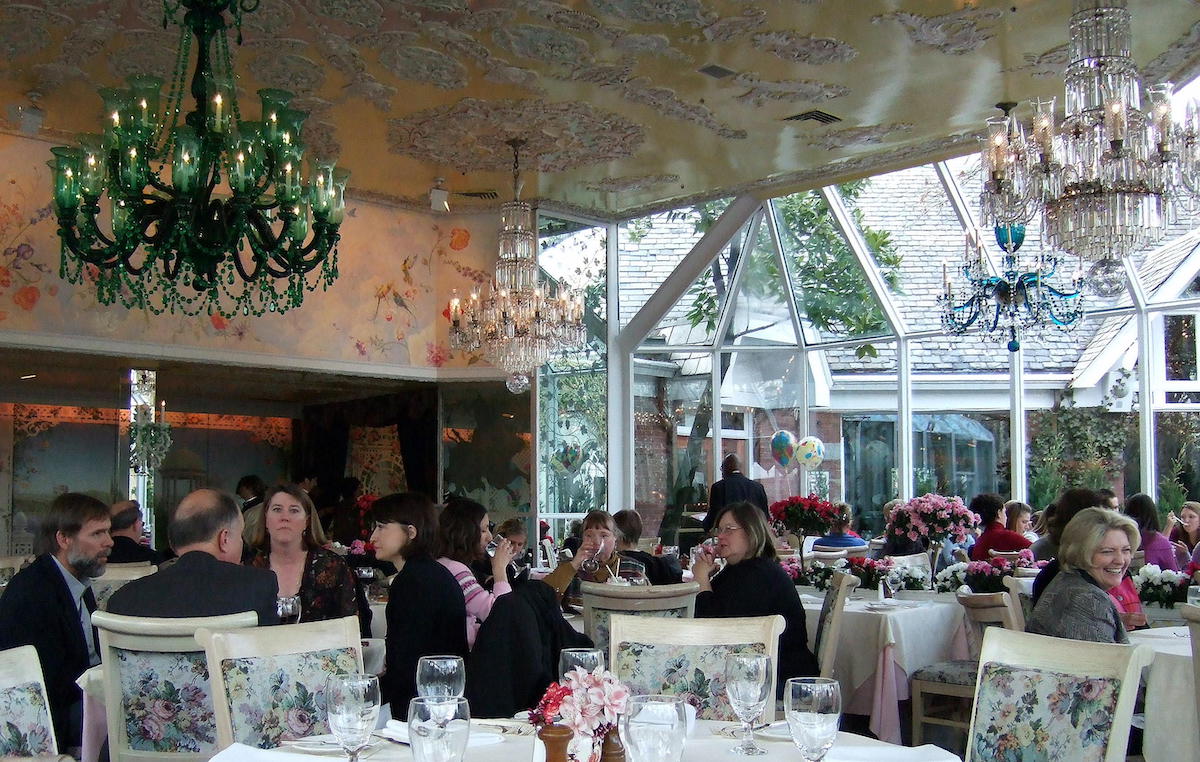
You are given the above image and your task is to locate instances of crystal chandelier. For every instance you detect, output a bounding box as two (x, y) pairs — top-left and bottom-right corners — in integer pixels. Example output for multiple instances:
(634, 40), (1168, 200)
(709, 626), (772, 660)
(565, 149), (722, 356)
(447, 139), (586, 394)
(49, 0), (348, 318)
(130, 402), (173, 474)
(978, 0), (1190, 276)
(941, 225), (1085, 352)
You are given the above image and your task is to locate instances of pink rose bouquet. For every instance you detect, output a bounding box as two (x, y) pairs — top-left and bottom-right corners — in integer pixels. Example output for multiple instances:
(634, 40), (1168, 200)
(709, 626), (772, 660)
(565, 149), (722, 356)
(529, 667), (630, 761)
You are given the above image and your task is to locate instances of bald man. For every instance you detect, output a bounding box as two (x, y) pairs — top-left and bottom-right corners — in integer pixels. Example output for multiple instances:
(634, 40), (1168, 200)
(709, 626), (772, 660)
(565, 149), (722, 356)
(106, 489), (279, 623)
(702, 454), (769, 533)
(106, 499), (163, 565)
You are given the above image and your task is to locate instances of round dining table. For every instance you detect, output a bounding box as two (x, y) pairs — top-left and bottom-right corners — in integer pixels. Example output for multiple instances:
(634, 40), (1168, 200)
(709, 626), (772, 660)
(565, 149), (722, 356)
(1127, 625), (1197, 762)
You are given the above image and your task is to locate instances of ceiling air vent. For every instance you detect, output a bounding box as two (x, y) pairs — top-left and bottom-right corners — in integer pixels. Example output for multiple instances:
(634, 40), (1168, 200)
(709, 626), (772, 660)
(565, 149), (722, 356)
(785, 110), (842, 124)
(457, 189), (499, 199)
(698, 63), (737, 79)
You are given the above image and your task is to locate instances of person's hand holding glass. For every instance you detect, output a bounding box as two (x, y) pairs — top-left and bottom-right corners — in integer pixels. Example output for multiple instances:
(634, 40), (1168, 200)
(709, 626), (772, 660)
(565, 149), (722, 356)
(573, 526), (615, 576)
(408, 696), (470, 762)
(416, 656), (465, 699)
(784, 677), (841, 762)
(325, 673), (381, 762)
(621, 695), (686, 762)
(723, 654), (770, 755)
(690, 539), (724, 581)
(277, 595), (302, 625)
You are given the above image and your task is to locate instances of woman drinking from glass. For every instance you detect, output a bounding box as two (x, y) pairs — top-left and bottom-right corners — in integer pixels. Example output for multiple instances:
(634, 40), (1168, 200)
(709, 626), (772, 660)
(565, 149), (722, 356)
(436, 497), (516, 649)
(543, 509), (620, 597)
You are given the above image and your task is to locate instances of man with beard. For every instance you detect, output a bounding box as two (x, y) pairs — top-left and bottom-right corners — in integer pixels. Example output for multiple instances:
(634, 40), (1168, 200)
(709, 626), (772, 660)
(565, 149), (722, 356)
(0, 492), (112, 751)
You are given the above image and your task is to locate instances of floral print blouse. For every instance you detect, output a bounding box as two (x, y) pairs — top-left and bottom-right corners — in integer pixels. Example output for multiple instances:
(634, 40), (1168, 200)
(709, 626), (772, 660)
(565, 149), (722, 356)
(249, 546), (357, 623)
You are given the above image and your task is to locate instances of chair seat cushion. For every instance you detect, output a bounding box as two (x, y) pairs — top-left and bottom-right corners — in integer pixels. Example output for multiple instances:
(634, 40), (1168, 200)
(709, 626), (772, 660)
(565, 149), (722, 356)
(912, 659), (980, 686)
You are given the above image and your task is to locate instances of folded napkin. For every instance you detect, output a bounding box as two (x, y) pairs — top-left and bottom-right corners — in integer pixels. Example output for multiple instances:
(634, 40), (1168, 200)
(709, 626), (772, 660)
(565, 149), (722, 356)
(382, 720), (503, 747)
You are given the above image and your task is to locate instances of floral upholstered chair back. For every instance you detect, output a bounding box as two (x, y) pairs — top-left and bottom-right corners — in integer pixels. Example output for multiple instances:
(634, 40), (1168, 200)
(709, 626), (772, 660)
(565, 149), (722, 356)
(609, 613), (784, 723)
(966, 628), (1153, 762)
(197, 616), (364, 751)
(93, 610), (260, 762)
(0, 645), (56, 756)
(581, 581), (699, 658)
(93, 565), (157, 611)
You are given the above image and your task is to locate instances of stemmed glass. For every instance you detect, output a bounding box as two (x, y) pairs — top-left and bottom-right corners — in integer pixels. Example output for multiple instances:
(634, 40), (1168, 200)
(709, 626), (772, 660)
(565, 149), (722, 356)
(558, 648), (604, 678)
(690, 539), (726, 574)
(277, 595), (302, 625)
(784, 678), (841, 762)
(580, 546), (601, 574)
(325, 673), (381, 762)
(618, 558), (650, 586)
(723, 654), (770, 755)
(621, 695), (687, 762)
(416, 656), (465, 699)
(408, 696), (470, 762)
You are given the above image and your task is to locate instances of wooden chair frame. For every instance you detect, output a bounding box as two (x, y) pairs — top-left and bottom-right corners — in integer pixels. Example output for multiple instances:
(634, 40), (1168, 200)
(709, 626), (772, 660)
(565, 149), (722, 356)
(1001, 576), (1028, 632)
(580, 581), (699, 650)
(608, 614), (784, 722)
(966, 628), (1153, 762)
(195, 616), (362, 751)
(815, 571), (858, 679)
(0, 645), (57, 756)
(92, 611), (259, 762)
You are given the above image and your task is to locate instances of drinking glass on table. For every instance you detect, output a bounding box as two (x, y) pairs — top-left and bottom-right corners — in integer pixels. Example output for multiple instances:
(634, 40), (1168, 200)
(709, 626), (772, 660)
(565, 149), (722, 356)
(621, 695), (687, 762)
(559, 647), (604, 678)
(1189, 585), (1200, 607)
(723, 653), (770, 755)
(326, 673), (381, 762)
(408, 696), (470, 762)
(277, 595), (302, 625)
(619, 557), (650, 586)
(784, 678), (841, 762)
(417, 655), (465, 699)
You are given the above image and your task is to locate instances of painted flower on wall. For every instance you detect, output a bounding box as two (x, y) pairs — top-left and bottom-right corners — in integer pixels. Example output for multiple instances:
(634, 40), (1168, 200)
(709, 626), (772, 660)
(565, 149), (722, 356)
(449, 228), (471, 250)
(426, 342), (449, 367)
(12, 286), (39, 311)
(210, 315), (228, 332)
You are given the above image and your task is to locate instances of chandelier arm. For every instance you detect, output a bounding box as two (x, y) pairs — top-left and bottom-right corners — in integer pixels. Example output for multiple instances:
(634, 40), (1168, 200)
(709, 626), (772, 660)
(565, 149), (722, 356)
(244, 212), (293, 279)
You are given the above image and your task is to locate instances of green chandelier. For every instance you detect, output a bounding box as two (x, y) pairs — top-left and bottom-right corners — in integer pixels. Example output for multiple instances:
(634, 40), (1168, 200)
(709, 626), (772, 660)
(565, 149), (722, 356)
(49, 0), (347, 318)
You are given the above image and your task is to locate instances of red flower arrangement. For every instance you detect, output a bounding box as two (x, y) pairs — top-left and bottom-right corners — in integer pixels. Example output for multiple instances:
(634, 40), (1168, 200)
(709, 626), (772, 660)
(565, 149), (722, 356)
(845, 556), (894, 590)
(354, 493), (379, 541)
(529, 682), (573, 726)
(769, 494), (841, 537)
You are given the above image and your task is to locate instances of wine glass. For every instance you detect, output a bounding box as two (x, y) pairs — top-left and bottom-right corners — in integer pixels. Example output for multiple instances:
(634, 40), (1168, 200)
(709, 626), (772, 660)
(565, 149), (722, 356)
(277, 595), (302, 625)
(416, 655), (465, 699)
(618, 558), (649, 586)
(325, 673), (381, 762)
(621, 695), (687, 762)
(784, 678), (841, 762)
(558, 648), (604, 679)
(580, 545), (601, 574)
(723, 654), (770, 755)
(408, 696), (470, 762)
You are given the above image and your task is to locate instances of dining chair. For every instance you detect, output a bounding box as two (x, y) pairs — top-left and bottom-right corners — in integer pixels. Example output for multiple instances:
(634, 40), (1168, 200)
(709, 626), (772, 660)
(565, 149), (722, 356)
(1001, 575), (1030, 631)
(540, 538), (558, 569)
(910, 591), (1022, 747)
(106, 561), (154, 568)
(867, 537), (886, 558)
(0, 645), (57, 756)
(887, 551), (933, 588)
(1129, 550), (1146, 572)
(93, 564), (157, 611)
(609, 614), (784, 722)
(987, 549), (1023, 563)
(965, 628), (1153, 762)
(1181, 603), (1200, 735)
(195, 615), (363, 750)
(813, 571), (858, 679)
(807, 549), (848, 565)
(581, 580), (699, 656)
(92, 610), (258, 762)
(0, 554), (34, 579)
(635, 536), (660, 553)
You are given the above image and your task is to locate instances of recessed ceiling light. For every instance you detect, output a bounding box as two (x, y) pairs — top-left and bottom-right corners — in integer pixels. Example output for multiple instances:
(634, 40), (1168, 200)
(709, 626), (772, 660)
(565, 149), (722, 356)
(19, 374), (36, 380)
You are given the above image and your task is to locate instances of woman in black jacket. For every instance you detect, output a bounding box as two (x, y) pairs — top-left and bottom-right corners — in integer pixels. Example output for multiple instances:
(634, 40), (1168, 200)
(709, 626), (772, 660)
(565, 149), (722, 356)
(692, 501), (818, 691)
(369, 492), (468, 715)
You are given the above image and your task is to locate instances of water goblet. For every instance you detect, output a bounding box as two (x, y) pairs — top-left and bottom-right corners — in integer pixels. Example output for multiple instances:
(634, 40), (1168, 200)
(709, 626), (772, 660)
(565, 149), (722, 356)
(723, 653), (770, 755)
(416, 655), (465, 699)
(1189, 585), (1200, 607)
(325, 673), (381, 762)
(618, 557), (649, 586)
(408, 696), (470, 762)
(558, 647), (604, 679)
(783, 677), (841, 762)
(620, 695), (687, 762)
(581, 547), (601, 574)
(277, 595), (302, 625)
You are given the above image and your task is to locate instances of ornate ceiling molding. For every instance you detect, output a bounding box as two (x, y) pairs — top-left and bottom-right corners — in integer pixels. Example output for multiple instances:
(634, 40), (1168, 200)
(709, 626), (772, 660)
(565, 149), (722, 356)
(803, 123), (914, 150)
(733, 74), (849, 107)
(873, 8), (1003, 55)
(1145, 20), (1200, 82)
(613, 33), (691, 61)
(310, 0), (384, 29)
(752, 30), (857, 65)
(1, 5), (69, 60)
(493, 24), (591, 64)
(583, 174), (681, 193)
(1004, 44), (1069, 79)
(691, 9), (767, 43)
(380, 45), (468, 89)
(587, 0), (713, 28)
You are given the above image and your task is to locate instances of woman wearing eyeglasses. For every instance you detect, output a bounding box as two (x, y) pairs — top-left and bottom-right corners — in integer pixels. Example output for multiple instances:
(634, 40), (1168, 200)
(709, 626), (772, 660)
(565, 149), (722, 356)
(692, 501), (818, 691)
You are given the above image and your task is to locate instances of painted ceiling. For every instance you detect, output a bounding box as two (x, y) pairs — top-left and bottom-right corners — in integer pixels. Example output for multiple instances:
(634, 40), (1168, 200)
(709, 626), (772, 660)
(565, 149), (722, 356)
(3, 0), (1200, 219)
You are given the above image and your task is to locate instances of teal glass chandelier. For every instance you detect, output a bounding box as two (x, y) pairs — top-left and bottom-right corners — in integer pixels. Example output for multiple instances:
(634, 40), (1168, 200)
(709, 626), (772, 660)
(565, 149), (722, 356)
(49, 0), (348, 318)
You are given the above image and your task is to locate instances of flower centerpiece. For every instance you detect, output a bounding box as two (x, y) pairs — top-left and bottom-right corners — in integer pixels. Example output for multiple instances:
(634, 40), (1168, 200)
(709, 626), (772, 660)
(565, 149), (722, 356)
(530, 667), (630, 762)
(935, 558), (1015, 593)
(804, 560), (840, 591)
(769, 494), (841, 538)
(845, 556), (894, 590)
(886, 564), (931, 591)
(353, 493), (380, 541)
(889, 493), (978, 547)
(1132, 564), (1189, 609)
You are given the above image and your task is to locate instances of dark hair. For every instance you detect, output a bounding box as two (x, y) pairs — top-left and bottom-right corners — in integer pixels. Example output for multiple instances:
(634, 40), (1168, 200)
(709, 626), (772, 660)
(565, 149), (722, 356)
(969, 493), (1006, 526)
(338, 477), (362, 502)
(168, 490), (240, 549)
(1051, 488), (1103, 543)
(719, 502), (776, 561)
(1097, 488), (1117, 500)
(38, 493), (110, 554)
(1124, 493), (1160, 533)
(371, 492), (438, 560)
(439, 497), (488, 564)
(582, 510), (617, 535)
(495, 517), (526, 539)
(110, 504), (141, 532)
(612, 509), (643, 546)
(251, 484), (326, 549)
(292, 468), (318, 483)
(236, 474), (266, 497)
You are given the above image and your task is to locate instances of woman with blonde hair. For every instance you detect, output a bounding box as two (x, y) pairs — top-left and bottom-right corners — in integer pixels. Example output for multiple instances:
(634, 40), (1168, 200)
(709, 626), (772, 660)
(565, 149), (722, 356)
(1026, 507), (1140, 643)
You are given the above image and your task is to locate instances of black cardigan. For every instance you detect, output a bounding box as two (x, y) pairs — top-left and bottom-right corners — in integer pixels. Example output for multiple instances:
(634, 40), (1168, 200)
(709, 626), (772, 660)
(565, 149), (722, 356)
(694, 556), (818, 688)
(381, 556), (469, 714)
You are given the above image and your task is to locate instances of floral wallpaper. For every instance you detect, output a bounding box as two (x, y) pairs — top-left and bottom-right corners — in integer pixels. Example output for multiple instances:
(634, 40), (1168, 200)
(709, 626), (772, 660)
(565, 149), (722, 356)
(0, 132), (498, 373)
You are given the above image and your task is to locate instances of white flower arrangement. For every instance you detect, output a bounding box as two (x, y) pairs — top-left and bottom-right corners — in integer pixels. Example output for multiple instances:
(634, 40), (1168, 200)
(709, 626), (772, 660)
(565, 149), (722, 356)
(1132, 564), (1189, 608)
(935, 562), (969, 593)
(886, 564), (931, 591)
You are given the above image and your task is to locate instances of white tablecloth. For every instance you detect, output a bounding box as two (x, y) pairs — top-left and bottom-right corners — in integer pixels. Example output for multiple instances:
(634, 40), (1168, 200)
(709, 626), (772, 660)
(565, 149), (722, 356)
(1127, 626), (1197, 762)
(209, 720), (961, 762)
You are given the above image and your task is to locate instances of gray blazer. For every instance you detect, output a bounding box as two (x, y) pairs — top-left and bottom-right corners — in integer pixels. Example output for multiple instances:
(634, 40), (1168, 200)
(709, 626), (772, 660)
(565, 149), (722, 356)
(1026, 569), (1127, 644)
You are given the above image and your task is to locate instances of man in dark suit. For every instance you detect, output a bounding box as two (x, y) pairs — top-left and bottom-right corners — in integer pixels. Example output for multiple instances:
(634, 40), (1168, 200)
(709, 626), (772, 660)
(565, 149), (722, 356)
(106, 488), (279, 624)
(105, 499), (163, 565)
(0, 492), (113, 750)
(703, 454), (769, 532)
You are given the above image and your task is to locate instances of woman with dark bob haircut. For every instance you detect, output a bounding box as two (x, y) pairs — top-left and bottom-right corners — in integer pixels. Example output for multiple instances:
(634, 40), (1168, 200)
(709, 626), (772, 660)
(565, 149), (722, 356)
(436, 497), (516, 649)
(370, 492), (467, 713)
(692, 501), (817, 690)
(543, 509), (621, 597)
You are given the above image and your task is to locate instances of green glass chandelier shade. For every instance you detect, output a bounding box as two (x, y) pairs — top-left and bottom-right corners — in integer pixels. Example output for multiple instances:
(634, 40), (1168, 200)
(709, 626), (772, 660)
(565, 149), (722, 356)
(50, 0), (347, 318)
